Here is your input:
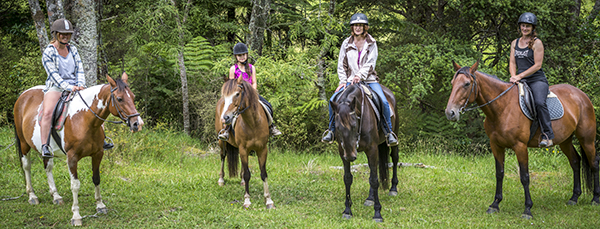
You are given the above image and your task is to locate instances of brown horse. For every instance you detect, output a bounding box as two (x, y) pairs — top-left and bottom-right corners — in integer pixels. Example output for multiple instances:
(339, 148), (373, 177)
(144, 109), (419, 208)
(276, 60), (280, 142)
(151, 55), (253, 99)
(445, 61), (600, 219)
(330, 83), (399, 222)
(13, 73), (143, 226)
(215, 77), (274, 209)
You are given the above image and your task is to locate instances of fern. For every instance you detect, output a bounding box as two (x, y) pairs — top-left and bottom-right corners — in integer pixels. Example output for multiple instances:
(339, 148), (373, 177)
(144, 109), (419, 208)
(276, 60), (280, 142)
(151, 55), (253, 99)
(184, 36), (215, 76)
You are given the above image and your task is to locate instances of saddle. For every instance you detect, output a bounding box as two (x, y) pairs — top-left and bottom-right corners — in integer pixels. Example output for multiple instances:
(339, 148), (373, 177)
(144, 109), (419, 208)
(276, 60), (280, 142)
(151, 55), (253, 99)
(518, 82), (564, 142)
(332, 84), (393, 126)
(229, 99), (274, 132)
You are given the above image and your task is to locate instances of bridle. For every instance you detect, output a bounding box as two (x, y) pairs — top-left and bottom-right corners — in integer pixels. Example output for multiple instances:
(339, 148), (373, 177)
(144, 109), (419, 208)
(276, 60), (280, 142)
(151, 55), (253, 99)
(337, 84), (365, 149)
(78, 85), (141, 127)
(456, 69), (515, 114)
(231, 84), (250, 118)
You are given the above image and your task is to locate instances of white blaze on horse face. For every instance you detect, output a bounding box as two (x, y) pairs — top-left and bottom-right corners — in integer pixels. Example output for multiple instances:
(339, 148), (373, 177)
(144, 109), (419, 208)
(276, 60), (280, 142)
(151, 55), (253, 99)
(221, 94), (236, 120)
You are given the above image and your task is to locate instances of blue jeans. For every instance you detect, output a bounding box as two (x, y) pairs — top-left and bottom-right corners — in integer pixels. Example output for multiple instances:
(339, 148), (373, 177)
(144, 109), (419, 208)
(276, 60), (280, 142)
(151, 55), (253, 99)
(327, 82), (393, 133)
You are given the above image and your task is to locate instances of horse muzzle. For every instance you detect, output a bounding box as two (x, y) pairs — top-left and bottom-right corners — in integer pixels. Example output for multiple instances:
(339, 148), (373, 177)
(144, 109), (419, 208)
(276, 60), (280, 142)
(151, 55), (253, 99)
(221, 114), (233, 125)
(128, 117), (144, 132)
(445, 107), (460, 122)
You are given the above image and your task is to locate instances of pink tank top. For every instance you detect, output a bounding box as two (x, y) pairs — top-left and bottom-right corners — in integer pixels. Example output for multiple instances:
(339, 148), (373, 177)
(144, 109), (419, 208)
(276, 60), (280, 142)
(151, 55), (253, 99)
(234, 64), (253, 84)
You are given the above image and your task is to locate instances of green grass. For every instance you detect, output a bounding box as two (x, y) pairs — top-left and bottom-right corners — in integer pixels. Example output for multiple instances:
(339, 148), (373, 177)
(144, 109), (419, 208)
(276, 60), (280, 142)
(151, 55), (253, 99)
(0, 125), (598, 228)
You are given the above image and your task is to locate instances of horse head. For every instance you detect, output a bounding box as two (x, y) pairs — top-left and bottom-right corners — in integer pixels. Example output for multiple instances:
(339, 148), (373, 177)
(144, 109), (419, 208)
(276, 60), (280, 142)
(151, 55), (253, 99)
(445, 61), (479, 122)
(220, 77), (257, 125)
(331, 85), (362, 162)
(106, 72), (144, 132)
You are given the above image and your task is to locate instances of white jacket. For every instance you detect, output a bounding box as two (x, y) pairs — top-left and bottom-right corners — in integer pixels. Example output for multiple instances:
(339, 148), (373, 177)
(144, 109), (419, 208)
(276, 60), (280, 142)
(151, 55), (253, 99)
(337, 34), (379, 85)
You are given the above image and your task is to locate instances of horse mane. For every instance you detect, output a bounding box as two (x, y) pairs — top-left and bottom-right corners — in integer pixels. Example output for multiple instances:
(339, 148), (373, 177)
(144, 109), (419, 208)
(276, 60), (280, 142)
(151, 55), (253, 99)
(337, 84), (360, 129)
(222, 78), (259, 109)
(454, 66), (507, 84)
(112, 78), (129, 91)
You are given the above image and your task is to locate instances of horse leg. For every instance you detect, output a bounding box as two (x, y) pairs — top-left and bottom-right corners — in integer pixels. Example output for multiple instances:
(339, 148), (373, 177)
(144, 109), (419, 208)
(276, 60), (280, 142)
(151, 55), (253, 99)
(240, 149), (252, 208)
(558, 138), (582, 205)
(367, 147), (383, 222)
(43, 158), (64, 205)
(218, 141), (226, 186)
(67, 156), (83, 226)
(515, 146), (533, 219)
(389, 145), (399, 196)
(20, 152), (39, 205)
(257, 148), (274, 209)
(341, 159), (353, 219)
(92, 152), (107, 214)
(487, 144), (506, 214)
(579, 137), (600, 205)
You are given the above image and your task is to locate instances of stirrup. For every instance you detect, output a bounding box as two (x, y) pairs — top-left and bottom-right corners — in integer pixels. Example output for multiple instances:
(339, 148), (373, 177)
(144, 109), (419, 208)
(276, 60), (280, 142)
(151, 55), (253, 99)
(218, 128), (229, 141)
(270, 126), (282, 136)
(321, 130), (334, 144)
(386, 132), (399, 147)
(103, 137), (114, 150)
(41, 144), (54, 158)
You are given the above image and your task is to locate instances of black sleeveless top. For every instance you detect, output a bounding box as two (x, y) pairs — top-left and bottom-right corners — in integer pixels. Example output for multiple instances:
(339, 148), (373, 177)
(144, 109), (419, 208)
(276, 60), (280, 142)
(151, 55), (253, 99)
(514, 38), (546, 82)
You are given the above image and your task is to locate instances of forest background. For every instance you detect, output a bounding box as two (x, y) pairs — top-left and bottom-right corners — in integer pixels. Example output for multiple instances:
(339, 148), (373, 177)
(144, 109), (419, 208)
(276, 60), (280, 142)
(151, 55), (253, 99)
(1, 0), (599, 154)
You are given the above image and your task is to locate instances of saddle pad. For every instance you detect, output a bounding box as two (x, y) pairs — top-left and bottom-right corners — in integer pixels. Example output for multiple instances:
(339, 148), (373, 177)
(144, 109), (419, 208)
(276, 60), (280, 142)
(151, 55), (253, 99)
(518, 83), (564, 121)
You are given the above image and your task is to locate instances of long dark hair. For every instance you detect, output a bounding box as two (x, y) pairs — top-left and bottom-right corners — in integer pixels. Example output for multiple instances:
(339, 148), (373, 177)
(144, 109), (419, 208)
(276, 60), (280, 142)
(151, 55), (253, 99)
(234, 54), (252, 75)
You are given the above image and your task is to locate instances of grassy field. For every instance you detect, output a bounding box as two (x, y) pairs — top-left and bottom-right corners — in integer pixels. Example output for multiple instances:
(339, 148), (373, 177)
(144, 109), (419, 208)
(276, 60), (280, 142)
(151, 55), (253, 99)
(0, 125), (598, 228)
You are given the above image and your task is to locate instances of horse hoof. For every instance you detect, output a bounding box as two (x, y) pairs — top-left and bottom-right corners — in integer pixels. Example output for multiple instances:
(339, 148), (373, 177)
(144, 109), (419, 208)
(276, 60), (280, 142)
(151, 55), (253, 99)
(486, 207), (499, 214)
(566, 200), (577, 205)
(28, 198), (39, 205)
(364, 200), (374, 206)
(389, 191), (398, 196)
(243, 204), (250, 209)
(71, 218), (83, 226)
(266, 204), (275, 209)
(521, 214), (533, 220)
(53, 198), (64, 205)
(97, 207), (108, 214)
(342, 214), (352, 220)
(373, 218), (383, 223)
(240, 181), (245, 186)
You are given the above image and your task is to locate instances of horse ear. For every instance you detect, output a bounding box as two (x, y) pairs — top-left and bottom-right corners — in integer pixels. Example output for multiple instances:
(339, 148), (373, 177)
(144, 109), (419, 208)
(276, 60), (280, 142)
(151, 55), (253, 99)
(106, 75), (117, 87)
(121, 72), (129, 84)
(452, 60), (461, 71)
(330, 100), (339, 113)
(470, 60), (479, 74)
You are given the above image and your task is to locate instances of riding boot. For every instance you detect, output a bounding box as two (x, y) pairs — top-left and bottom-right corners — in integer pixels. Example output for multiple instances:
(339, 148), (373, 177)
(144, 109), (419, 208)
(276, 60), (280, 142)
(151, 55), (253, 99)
(539, 134), (553, 148)
(218, 128), (230, 141)
(270, 125), (282, 136)
(386, 133), (399, 146)
(321, 130), (334, 143)
(103, 139), (114, 150)
(41, 144), (53, 158)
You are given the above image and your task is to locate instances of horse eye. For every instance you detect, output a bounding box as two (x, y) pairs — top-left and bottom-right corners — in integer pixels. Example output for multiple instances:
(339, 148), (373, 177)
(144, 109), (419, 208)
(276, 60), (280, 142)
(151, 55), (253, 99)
(464, 82), (471, 87)
(117, 97), (123, 102)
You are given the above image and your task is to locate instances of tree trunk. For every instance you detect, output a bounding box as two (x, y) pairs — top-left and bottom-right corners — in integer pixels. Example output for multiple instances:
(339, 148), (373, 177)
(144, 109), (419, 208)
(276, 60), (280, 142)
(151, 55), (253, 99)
(28, 0), (49, 54)
(248, 0), (270, 58)
(171, 0), (192, 135)
(46, 0), (65, 23)
(71, 0), (98, 86)
(316, 0), (335, 102)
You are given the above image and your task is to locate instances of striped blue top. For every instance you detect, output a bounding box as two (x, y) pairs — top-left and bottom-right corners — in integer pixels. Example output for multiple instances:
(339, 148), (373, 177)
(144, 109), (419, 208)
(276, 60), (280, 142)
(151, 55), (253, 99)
(42, 43), (86, 91)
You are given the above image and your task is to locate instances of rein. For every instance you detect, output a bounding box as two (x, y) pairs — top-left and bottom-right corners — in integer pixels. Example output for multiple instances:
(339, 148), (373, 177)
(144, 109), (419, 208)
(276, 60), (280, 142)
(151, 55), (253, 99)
(232, 85), (250, 117)
(78, 86), (140, 126)
(459, 70), (515, 114)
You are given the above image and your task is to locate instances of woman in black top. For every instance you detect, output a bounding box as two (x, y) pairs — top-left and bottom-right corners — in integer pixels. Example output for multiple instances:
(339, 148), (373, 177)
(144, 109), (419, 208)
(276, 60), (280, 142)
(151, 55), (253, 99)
(509, 12), (553, 147)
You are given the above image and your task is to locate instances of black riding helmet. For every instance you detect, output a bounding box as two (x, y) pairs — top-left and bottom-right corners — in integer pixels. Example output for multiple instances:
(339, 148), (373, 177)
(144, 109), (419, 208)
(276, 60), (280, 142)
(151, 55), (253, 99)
(518, 12), (537, 26)
(233, 42), (248, 55)
(350, 13), (368, 25)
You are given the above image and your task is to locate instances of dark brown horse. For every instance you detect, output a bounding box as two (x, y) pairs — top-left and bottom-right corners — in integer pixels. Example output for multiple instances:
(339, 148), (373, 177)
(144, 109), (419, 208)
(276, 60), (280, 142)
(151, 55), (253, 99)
(215, 77), (274, 209)
(330, 83), (399, 222)
(445, 61), (600, 219)
(13, 73), (143, 226)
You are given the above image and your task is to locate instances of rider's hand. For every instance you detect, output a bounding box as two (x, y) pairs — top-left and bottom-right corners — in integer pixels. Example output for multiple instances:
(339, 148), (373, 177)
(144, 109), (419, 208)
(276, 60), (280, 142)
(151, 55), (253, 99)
(351, 75), (360, 84)
(73, 86), (85, 91)
(335, 84), (345, 92)
(509, 75), (520, 83)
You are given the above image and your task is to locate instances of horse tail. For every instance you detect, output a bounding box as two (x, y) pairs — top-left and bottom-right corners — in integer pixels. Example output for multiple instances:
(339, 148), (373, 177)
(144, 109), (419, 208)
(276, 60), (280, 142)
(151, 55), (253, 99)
(225, 142), (239, 178)
(378, 143), (390, 190)
(578, 144), (593, 192)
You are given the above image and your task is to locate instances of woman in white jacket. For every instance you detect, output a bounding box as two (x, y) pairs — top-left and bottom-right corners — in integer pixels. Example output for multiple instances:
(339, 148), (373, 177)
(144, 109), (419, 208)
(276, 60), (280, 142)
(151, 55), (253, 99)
(322, 13), (398, 146)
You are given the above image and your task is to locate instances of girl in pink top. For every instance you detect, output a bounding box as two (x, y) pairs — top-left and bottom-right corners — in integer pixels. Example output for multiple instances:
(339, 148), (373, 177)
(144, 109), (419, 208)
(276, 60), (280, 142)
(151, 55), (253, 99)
(218, 43), (282, 140)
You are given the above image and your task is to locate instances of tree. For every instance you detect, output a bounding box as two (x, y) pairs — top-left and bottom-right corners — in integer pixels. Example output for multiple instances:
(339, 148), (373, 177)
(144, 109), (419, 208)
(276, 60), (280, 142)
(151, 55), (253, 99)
(248, 0), (270, 57)
(70, 0), (99, 85)
(171, 0), (193, 135)
(28, 0), (49, 53)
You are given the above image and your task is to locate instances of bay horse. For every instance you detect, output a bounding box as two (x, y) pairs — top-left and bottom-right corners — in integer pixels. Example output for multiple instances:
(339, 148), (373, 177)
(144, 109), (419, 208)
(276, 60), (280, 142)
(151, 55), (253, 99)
(13, 72), (143, 226)
(445, 61), (600, 219)
(330, 83), (399, 222)
(214, 77), (274, 209)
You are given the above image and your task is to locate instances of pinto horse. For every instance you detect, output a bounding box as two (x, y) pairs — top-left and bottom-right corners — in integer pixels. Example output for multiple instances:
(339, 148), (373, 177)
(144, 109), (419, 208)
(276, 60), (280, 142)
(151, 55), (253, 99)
(13, 73), (143, 226)
(330, 83), (399, 222)
(215, 77), (274, 209)
(445, 61), (600, 219)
